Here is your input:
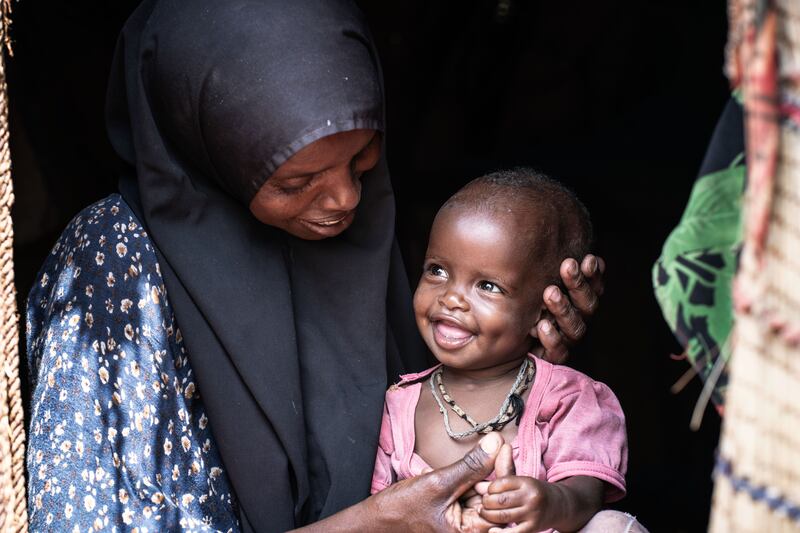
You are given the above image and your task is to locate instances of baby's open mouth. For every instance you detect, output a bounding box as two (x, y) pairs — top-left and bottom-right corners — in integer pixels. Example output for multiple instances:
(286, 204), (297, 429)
(432, 319), (475, 349)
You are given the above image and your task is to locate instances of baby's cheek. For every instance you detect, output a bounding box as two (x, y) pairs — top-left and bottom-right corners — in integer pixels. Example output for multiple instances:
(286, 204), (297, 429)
(517, 301), (544, 334)
(504, 310), (535, 336)
(412, 287), (423, 311)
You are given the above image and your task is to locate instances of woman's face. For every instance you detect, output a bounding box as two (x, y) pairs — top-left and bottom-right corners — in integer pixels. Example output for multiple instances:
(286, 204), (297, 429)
(249, 129), (381, 240)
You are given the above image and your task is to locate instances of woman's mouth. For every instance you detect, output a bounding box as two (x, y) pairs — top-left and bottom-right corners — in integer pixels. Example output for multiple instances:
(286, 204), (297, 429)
(432, 319), (475, 350)
(312, 214), (349, 226)
(299, 211), (355, 237)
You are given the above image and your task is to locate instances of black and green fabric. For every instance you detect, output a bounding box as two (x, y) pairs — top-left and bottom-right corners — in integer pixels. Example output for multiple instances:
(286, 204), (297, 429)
(653, 96), (745, 406)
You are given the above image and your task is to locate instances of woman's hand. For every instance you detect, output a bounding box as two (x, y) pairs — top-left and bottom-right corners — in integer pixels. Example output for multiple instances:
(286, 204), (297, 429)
(372, 433), (503, 532)
(536, 254), (605, 363)
(298, 433), (505, 532)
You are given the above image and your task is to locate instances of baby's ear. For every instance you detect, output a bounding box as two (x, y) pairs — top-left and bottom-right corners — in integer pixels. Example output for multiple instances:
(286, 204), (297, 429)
(529, 306), (551, 338)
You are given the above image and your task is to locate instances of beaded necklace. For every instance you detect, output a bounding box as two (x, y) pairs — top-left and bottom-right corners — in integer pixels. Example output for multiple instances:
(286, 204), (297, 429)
(429, 358), (535, 440)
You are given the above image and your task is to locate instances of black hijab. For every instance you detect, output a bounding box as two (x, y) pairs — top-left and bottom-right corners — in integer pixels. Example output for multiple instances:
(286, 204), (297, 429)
(106, 0), (426, 530)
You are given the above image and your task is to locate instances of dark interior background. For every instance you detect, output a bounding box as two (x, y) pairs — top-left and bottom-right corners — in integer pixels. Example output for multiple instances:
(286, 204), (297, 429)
(9, 1), (729, 531)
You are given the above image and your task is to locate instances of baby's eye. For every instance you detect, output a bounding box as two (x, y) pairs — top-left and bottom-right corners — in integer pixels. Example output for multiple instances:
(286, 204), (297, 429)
(426, 264), (447, 278)
(478, 281), (503, 294)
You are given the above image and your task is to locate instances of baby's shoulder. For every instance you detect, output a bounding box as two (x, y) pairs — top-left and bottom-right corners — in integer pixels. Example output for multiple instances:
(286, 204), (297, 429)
(547, 361), (598, 386)
(534, 357), (622, 415)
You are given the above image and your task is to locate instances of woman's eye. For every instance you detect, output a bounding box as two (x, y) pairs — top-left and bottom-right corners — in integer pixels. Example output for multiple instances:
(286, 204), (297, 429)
(276, 176), (314, 195)
(353, 136), (381, 173)
(426, 264), (447, 278)
(478, 281), (503, 294)
(349, 160), (365, 182)
(352, 155), (367, 173)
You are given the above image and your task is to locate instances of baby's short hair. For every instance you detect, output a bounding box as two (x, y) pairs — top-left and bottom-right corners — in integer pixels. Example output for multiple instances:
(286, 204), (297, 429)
(443, 167), (593, 286)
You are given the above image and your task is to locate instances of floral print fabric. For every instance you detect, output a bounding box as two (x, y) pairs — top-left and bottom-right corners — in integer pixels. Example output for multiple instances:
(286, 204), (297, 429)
(26, 195), (239, 532)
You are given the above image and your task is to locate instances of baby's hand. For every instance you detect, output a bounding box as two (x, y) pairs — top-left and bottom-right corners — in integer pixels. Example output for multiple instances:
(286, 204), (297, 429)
(479, 475), (556, 532)
(475, 446), (604, 532)
(458, 488), (497, 533)
(460, 487), (483, 512)
(460, 506), (498, 533)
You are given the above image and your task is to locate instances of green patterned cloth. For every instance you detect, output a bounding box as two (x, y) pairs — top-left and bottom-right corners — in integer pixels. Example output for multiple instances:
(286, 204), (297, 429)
(652, 97), (745, 406)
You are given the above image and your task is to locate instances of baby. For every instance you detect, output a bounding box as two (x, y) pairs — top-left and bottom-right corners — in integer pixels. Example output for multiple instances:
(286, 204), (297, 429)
(372, 169), (633, 532)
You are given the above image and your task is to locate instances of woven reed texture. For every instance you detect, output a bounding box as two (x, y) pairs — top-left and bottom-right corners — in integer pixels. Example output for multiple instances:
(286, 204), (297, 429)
(710, 0), (800, 530)
(0, 0), (27, 530)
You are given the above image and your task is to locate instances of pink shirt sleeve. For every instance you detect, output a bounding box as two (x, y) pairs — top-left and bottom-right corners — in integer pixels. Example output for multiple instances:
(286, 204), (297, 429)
(371, 401), (395, 494)
(538, 367), (628, 502)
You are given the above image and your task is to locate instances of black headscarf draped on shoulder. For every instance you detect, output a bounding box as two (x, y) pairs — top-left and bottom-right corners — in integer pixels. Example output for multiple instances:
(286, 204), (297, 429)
(107, 0), (426, 529)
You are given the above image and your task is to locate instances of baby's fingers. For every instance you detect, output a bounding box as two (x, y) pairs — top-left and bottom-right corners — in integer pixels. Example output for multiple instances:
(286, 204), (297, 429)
(461, 487), (479, 501)
(495, 444), (515, 478)
(487, 476), (523, 495)
(482, 487), (526, 511)
(488, 522), (534, 533)
(462, 492), (483, 511)
(474, 481), (491, 495)
(479, 503), (528, 527)
(481, 483), (532, 524)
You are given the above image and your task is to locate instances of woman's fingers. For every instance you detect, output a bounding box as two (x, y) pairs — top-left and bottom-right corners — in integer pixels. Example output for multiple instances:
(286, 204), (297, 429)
(536, 319), (569, 364)
(582, 255), (605, 297)
(538, 255), (606, 363)
(544, 284), (586, 346)
(560, 258), (600, 320)
(548, 254), (605, 329)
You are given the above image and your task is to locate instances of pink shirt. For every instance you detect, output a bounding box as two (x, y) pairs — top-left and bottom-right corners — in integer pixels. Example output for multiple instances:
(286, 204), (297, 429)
(371, 355), (627, 502)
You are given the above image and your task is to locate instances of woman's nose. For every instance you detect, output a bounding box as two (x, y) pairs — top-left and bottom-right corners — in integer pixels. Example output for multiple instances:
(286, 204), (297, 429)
(318, 167), (361, 212)
(438, 285), (469, 311)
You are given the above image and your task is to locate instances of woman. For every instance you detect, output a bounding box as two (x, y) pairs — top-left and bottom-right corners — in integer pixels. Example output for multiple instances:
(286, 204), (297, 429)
(25, 0), (603, 530)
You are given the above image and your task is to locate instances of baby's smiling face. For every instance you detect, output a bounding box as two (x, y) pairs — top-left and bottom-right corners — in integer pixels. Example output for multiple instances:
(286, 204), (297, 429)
(413, 203), (551, 371)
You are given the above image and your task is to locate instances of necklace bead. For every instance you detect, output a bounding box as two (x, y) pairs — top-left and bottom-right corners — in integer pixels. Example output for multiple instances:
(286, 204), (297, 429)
(430, 358), (535, 440)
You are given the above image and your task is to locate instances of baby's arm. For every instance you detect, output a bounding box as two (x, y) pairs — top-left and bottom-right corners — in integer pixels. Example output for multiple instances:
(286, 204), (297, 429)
(479, 474), (603, 532)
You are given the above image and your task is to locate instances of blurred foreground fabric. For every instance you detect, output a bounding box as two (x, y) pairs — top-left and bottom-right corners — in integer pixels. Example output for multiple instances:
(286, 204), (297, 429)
(709, 0), (800, 530)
